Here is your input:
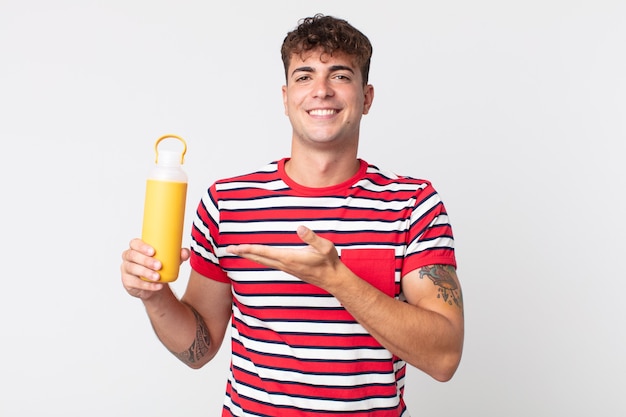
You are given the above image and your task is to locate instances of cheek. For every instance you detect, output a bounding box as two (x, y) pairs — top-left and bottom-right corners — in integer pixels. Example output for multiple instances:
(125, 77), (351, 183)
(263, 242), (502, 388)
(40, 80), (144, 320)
(283, 94), (301, 117)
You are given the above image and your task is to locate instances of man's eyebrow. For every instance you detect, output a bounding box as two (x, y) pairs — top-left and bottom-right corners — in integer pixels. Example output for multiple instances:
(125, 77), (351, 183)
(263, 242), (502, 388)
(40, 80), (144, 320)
(329, 65), (355, 73)
(291, 66), (314, 77)
(291, 65), (355, 77)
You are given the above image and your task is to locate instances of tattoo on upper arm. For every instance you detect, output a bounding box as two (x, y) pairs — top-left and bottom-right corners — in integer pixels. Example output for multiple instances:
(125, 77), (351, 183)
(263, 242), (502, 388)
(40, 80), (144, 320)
(173, 305), (211, 365)
(419, 265), (463, 310)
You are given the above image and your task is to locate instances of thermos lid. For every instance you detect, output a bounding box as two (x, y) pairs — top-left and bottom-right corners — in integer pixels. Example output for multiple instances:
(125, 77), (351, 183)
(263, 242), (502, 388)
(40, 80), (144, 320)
(154, 134), (187, 165)
(157, 150), (184, 167)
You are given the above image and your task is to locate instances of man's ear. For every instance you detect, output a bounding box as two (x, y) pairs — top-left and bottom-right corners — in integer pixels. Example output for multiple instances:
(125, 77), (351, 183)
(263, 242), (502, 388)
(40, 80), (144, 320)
(282, 85), (289, 116)
(363, 84), (374, 115)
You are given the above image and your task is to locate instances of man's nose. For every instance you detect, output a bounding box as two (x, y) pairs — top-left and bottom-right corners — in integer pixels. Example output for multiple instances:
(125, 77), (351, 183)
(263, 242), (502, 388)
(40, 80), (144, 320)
(312, 78), (334, 98)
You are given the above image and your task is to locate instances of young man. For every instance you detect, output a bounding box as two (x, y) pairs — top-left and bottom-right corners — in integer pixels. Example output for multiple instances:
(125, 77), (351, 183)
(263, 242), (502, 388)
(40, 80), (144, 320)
(121, 14), (464, 417)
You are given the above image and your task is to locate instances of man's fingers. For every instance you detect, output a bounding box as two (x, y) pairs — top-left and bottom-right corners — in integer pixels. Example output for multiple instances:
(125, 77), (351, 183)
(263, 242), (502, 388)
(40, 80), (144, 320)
(129, 238), (155, 256)
(296, 226), (334, 255)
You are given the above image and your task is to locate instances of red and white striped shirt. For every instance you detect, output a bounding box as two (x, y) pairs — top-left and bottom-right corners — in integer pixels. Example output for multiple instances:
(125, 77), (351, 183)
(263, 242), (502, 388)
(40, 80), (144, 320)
(190, 158), (456, 417)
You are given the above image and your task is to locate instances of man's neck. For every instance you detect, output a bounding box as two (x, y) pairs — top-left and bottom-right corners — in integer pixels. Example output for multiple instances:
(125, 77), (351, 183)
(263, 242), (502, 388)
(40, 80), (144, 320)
(285, 151), (361, 188)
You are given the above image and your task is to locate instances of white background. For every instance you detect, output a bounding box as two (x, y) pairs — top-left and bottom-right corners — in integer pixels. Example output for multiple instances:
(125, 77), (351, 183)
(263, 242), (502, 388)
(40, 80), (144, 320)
(1, 0), (624, 415)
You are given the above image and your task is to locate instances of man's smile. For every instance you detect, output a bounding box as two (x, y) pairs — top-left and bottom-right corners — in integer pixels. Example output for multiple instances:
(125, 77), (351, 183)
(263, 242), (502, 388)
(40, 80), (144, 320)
(308, 109), (339, 116)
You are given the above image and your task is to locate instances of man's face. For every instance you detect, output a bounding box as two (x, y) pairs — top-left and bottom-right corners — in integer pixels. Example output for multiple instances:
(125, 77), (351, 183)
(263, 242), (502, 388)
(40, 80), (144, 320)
(282, 50), (374, 150)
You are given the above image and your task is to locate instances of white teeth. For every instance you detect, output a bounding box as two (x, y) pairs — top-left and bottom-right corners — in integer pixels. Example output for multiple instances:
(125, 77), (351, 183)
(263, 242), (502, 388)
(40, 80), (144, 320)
(309, 109), (336, 116)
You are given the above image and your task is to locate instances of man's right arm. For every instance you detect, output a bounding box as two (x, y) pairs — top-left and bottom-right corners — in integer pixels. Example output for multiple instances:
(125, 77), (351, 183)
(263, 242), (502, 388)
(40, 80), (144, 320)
(144, 271), (232, 368)
(121, 239), (232, 369)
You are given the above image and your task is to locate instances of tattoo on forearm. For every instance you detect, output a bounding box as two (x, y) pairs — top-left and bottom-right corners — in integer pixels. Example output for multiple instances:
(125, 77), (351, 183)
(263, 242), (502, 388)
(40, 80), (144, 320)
(172, 305), (210, 365)
(419, 265), (463, 310)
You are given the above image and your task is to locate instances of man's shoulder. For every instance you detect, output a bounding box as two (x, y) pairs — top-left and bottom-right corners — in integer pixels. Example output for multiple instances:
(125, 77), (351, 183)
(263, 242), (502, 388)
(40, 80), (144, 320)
(215, 159), (283, 185)
(363, 161), (434, 188)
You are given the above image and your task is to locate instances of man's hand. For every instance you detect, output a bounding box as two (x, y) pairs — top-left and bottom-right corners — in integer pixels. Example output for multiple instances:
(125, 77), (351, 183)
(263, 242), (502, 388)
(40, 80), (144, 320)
(120, 238), (190, 300)
(226, 225), (342, 292)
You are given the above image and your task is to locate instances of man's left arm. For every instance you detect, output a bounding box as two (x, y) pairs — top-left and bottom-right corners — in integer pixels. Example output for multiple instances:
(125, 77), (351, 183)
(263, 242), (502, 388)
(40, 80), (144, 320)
(333, 263), (464, 382)
(226, 225), (464, 381)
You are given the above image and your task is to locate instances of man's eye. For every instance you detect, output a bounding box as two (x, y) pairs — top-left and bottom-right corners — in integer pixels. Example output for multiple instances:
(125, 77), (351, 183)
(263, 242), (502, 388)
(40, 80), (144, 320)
(295, 75), (311, 82)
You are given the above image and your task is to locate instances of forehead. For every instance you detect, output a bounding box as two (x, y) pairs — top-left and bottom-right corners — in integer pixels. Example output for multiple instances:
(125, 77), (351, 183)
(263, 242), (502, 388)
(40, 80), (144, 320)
(288, 49), (357, 71)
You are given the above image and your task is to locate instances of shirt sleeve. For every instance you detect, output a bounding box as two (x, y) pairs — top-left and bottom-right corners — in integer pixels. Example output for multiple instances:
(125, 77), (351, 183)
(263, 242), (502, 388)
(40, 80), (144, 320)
(189, 183), (230, 283)
(402, 182), (457, 275)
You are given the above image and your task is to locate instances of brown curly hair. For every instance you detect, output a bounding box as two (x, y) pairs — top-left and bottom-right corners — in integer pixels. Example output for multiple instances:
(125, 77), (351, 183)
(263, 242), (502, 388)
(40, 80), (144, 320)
(281, 14), (373, 86)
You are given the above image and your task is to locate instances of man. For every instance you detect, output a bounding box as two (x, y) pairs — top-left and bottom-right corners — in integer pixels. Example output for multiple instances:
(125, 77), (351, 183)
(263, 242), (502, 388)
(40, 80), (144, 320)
(121, 14), (464, 416)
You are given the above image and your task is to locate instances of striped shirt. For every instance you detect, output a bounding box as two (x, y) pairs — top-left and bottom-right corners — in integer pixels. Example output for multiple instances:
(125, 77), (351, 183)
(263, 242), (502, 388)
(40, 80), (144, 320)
(189, 158), (456, 417)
